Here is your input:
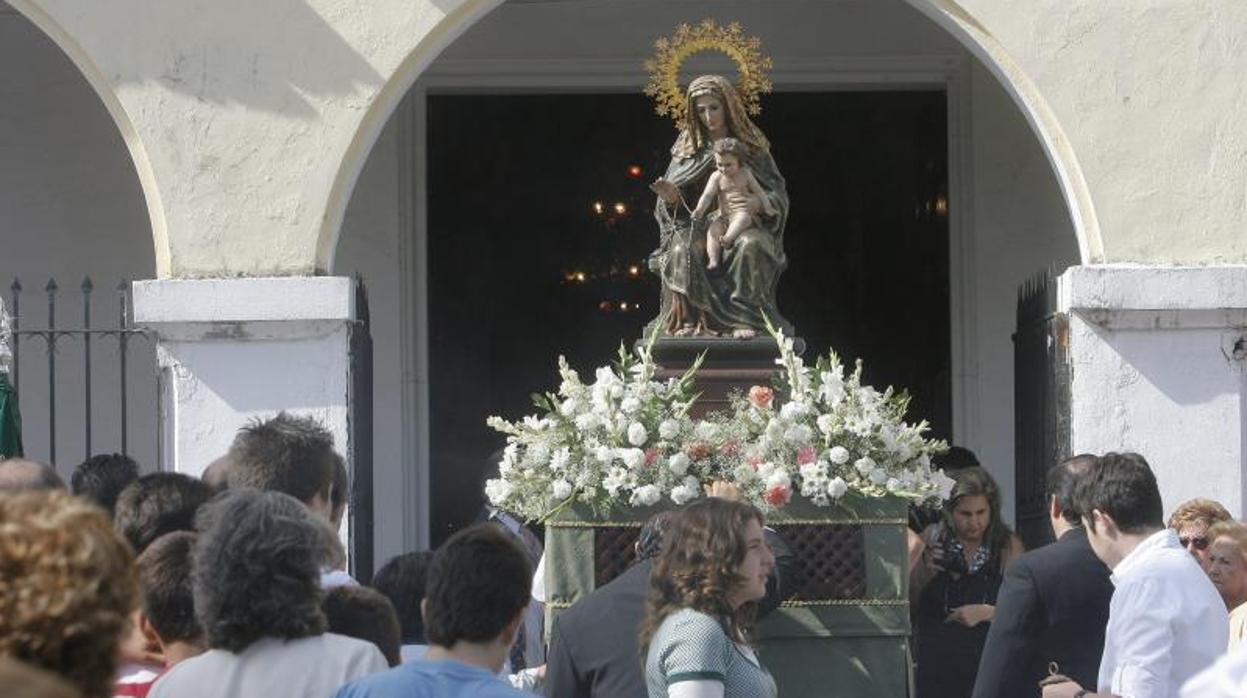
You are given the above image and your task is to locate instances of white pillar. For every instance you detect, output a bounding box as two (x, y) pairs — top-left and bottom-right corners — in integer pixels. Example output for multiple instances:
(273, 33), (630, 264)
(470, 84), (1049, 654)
(1059, 265), (1247, 517)
(132, 277), (356, 478)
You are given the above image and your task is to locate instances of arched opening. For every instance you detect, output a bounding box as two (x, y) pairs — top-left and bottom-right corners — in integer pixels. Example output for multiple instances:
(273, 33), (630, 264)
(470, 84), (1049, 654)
(0, 1), (159, 471)
(331, 0), (1091, 554)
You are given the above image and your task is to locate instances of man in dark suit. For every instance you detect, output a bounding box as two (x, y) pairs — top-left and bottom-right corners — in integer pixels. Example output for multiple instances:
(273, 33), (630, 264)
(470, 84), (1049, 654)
(544, 508), (794, 698)
(971, 454), (1114, 698)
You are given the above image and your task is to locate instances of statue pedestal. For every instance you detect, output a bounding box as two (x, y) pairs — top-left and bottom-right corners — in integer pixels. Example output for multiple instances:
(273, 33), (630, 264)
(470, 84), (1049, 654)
(648, 336), (806, 416)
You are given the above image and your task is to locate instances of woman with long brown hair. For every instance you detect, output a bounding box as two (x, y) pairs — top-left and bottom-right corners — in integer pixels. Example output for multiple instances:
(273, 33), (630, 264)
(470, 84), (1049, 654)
(911, 466), (1024, 697)
(640, 497), (777, 698)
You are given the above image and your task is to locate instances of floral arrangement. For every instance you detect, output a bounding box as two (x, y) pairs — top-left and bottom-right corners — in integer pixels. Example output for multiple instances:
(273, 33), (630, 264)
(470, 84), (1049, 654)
(485, 326), (954, 521)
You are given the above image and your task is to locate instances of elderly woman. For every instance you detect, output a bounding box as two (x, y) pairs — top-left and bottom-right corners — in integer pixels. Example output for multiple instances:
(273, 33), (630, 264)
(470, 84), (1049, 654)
(0, 491), (136, 698)
(641, 497), (777, 698)
(1168, 497), (1233, 571)
(648, 75), (792, 339)
(1205, 520), (1247, 649)
(148, 489), (387, 698)
(911, 466), (1025, 698)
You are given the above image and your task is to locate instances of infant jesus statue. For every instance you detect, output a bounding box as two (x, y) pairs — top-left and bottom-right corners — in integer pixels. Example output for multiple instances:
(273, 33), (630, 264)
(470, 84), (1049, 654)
(690, 137), (777, 271)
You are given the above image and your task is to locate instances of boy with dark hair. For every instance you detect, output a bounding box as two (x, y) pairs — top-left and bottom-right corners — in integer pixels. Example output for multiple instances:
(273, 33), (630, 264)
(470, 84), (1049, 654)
(116, 532), (206, 697)
(114, 473), (215, 554)
(70, 452), (139, 516)
(226, 412), (338, 519)
(333, 524), (535, 697)
(329, 453), (349, 529)
(1043, 452), (1226, 698)
(322, 586), (403, 667)
(372, 551), (435, 662)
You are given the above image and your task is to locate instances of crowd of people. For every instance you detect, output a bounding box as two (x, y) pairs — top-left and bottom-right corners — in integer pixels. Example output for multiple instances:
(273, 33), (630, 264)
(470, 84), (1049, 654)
(3, 419), (1247, 698)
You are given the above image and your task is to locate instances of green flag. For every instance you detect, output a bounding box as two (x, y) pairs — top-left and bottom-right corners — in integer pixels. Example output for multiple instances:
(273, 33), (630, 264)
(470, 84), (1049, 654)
(0, 373), (22, 459)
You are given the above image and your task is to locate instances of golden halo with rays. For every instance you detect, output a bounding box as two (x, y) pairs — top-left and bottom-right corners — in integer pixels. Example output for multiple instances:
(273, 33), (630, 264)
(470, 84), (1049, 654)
(644, 19), (773, 123)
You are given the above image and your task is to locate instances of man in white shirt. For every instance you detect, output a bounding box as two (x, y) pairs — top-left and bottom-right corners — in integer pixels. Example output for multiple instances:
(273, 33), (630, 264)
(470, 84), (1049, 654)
(1043, 453), (1227, 698)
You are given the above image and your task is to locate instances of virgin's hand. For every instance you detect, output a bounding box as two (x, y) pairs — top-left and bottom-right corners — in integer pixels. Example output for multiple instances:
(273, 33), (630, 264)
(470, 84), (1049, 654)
(945, 603), (993, 627)
(704, 480), (743, 502)
(746, 195), (764, 215)
(650, 178), (680, 205)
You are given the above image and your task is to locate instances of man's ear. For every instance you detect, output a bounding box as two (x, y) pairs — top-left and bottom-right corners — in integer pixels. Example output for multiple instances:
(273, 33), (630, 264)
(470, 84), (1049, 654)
(136, 612), (167, 664)
(1091, 508), (1117, 536)
(1048, 495), (1061, 521)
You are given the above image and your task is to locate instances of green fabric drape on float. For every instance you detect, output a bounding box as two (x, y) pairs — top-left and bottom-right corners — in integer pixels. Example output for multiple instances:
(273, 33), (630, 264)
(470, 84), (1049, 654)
(0, 373), (23, 458)
(544, 494), (913, 698)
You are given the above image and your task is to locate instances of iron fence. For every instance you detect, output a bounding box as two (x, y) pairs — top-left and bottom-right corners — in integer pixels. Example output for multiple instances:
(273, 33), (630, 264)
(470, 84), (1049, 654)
(348, 273), (374, 582)
(7, 277), (158, 468)
(1012, 269), (1071, 550)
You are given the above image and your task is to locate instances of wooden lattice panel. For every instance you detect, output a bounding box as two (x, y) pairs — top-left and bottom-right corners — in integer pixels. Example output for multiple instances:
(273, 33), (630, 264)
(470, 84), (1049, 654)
(773, 523), (866, 600)
(594, 526), (640, 587)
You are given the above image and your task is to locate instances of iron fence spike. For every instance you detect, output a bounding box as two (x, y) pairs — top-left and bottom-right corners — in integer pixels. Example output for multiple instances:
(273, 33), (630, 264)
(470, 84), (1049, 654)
(46, 278), (57, 293)
(82, 276), (94, 292)
(10, 278), (20, 293)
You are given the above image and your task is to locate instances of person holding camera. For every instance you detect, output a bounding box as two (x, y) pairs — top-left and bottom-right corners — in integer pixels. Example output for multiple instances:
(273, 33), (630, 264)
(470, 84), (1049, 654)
(910, 466), (1025, 698)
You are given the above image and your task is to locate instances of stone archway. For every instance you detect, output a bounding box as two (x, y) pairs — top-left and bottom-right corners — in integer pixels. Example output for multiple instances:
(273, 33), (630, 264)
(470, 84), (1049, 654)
(319, 0), (1098, 273)
(5, 0), (170, 275)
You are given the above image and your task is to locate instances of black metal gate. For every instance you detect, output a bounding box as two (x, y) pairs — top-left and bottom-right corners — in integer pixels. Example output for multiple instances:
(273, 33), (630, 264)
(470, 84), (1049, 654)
(7, 277), (157, 469)
(1013, 270), (1071, 550)
(348, 273), (375, 582)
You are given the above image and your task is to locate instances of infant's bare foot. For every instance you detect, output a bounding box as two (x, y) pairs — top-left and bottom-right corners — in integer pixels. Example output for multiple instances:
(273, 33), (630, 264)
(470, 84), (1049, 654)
(673, 325), (697, 337)
(731, 328), (757, 339)
(707, 261), (719, 270)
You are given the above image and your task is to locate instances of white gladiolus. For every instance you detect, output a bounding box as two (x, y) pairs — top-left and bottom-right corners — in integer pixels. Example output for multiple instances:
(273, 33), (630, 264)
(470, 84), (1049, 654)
(552, 479), (573, 500)
(550, 447), (571, 471)
(855, 456), (877, 476)
(932, 469), (957, 500)
(659, 419), (680, 440)
(756, 462), (777, 479)
(799, 461), (828, 481)
(816, 413), (835, 435)
(766, 470), (791, 490)
(765, 420), (785, 442)
(828, 446), (850, 465)
(627, 422), (648, 447)
(621, 396), (641, 414)
(603, 467), (629, 495)
(668, 452), (691, 476)
(574, 413), (599, 431)
(885, 477), (902, 493)
(671, 478), (700, 505)
(869, 468), (889, 486)
(560, 398), (581, 416)
(827, 477), (848, 498)
(621, 448), (646, 469)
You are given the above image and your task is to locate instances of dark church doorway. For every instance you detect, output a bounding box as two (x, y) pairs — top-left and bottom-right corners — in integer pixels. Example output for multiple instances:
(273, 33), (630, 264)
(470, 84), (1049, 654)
(427, 90), (950, 545)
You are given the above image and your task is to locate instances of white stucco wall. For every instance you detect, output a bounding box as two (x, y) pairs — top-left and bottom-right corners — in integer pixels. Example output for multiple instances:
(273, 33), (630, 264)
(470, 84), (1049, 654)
(954, 0), (1247, 264)
(1061, 265), (1247, 518)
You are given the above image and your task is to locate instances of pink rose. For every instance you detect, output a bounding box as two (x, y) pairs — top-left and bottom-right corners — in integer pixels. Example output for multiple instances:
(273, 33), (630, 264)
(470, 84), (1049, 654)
(685, 442), (712, 462)
(746, 454), (763, 470)
(764, 484), (791, 507)
(796, 446), (817, 466)
(748, 386), (774, 410)
(721, 439), (741, 458)
(644, 448), (659, 467)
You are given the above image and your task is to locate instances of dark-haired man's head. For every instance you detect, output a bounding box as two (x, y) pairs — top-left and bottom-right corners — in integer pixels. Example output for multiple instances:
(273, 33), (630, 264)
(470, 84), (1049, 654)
(1046, 453), (1098, 533)
(136, 531), (204, 666)
(322, 586), (402, 667)
(423, 524), (532, 673)
(1074, 452), (1166, 568)
(226, 412), (337, 519)
(193, 489), (328, 653)
(0, 458), (64, 493)
(636, 510), (679, 561)
(932, 445), (980, 473)
(114, 473), (214, 555)
(70, 453), (139, 517)
(372, 552), (434, 647)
